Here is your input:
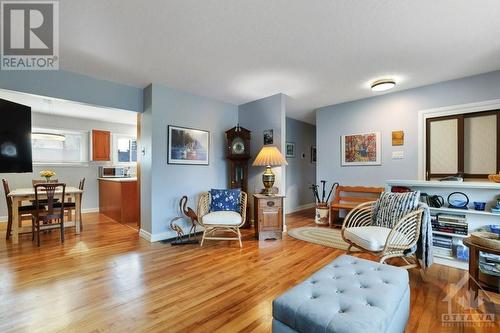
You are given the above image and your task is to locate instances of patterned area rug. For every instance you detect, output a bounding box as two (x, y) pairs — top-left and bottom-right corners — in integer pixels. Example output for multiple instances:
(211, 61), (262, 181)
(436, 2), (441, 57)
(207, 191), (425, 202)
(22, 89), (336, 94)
(287, 226), (356, 251)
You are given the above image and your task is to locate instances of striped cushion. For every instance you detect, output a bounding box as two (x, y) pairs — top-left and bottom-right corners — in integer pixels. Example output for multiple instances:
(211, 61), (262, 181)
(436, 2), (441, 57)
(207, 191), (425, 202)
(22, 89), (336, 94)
(372, 191), (420, 228)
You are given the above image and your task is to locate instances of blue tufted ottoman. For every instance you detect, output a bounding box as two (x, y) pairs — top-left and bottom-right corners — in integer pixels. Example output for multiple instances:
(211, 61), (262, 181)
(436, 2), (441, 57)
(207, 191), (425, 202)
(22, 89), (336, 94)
(272, 255), (410, 333)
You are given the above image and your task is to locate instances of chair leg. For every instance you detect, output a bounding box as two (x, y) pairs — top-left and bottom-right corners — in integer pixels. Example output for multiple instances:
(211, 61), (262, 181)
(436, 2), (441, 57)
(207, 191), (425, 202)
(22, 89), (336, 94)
(6, 215), (12, 240)
(36, 222), (40, 247)
(200, 229), (206, 247)
(60, 220), (64, 243)
(31, 217), (35, 241)
(237, 228), (242, 248)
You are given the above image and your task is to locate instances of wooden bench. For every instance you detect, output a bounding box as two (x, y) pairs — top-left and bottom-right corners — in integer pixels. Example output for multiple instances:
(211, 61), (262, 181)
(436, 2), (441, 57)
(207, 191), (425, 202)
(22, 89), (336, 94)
(330, 185), (384, 227)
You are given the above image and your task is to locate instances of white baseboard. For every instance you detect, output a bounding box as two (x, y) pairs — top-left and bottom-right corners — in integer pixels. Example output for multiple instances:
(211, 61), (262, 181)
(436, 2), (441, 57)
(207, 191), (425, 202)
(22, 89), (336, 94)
(139, 228), (152, 241)
(0, 207), (100, 223)
(285, 202), (315, 214)
(139, 229), (187, 243)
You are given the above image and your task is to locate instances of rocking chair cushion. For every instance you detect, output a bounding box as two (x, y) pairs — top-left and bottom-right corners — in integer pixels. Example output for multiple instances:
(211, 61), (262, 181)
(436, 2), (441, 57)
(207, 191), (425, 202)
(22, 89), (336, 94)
(344, 226), (392, 251)
(202, 211), (242, 226)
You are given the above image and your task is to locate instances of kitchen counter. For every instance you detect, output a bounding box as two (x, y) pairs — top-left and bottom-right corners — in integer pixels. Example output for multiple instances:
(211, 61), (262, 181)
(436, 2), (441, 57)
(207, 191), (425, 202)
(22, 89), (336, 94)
(99, 178), (139, 225)
(98, 177), (137, 182)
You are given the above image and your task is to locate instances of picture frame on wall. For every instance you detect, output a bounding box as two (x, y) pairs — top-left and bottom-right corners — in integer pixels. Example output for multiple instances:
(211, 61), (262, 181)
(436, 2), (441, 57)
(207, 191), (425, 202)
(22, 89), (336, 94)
(310, 145), (317, 163)
(263, 129), (273, 145)
(167, 125), (210, 165)
(341, 131), (381, 166)
(286, 142), (295, 158)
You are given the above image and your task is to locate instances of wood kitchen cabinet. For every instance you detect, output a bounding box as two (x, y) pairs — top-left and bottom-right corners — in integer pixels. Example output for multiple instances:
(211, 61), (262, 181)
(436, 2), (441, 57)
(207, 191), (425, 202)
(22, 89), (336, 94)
(92, 130), (111, 161)
(253, 194), (284, 240)
(99, 178), (139, 225)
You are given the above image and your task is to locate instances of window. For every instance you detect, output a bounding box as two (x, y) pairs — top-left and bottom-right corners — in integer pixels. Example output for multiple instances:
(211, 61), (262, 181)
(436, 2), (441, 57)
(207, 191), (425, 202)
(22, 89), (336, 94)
(426, 110), (500, 179)
(32, 128), (88, 164)
(114, 135), (137, 163)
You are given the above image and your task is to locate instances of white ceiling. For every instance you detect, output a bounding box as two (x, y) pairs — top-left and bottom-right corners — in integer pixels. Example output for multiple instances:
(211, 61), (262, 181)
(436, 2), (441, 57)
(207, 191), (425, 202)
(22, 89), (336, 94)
(0, 89), (137, 125)
(59, 0), (500, 124)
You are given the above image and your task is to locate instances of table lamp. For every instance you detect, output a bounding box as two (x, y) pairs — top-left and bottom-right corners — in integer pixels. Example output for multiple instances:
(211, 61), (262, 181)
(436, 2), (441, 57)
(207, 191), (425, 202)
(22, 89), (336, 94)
(252, 146), (288, 196)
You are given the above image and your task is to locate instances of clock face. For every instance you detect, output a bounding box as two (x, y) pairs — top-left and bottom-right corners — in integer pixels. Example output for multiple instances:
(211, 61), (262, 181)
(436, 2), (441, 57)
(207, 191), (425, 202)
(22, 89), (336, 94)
(231, 137), (245, 154)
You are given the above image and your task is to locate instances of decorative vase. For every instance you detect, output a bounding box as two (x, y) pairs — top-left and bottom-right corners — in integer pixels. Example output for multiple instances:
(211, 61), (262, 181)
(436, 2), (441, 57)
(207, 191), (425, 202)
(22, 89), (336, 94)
(45, 176), (51, 182)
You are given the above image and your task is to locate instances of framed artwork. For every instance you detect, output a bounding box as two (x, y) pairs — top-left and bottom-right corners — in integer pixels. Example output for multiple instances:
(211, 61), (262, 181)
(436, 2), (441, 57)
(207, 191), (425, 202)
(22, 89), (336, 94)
(310, 145), (316, 163)
(167, 125), (210, 165)
(263, 129), (273, 145)
(341, 132), (381, 166)
(392, 130), (404, 146)
(286, 142), (295, 158)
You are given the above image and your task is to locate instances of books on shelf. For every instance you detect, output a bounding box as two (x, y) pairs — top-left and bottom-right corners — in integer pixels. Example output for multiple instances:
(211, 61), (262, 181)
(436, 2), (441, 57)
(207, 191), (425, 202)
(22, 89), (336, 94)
(431, 213), (468, 236)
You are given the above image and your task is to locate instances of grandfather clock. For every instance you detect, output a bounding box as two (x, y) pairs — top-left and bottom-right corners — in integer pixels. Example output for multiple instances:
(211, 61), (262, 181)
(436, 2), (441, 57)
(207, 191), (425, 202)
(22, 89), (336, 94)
(226, 124), (251, 227)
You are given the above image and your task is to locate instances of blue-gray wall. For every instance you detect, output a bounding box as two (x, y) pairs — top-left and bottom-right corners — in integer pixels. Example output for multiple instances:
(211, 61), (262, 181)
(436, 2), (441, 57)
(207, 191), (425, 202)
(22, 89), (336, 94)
(0, 70), (143, 112)
(238, 94), (287, 221)
(140, 84), (238, 239)
(285, 118), (316, 213)
(316, 70), (500, 187)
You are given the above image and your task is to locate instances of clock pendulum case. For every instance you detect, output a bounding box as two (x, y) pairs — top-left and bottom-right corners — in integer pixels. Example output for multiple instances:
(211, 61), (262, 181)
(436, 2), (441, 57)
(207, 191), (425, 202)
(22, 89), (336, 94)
(225, 125), (251, 228)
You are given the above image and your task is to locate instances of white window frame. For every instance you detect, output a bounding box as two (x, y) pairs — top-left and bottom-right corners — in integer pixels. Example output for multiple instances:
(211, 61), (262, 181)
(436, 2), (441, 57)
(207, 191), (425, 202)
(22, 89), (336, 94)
(32, 127), (90, 166)
(112, 133), (137, 165)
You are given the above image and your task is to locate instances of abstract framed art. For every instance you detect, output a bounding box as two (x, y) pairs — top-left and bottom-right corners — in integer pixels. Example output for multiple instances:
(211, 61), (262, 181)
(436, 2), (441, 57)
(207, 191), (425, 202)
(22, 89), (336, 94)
(167, 125), (210, 165)
(341, 131), (381, 166)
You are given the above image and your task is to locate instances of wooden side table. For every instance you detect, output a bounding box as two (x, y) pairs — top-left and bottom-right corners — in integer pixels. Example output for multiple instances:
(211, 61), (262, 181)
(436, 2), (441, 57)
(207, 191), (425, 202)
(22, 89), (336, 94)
(253, 194), (284, 240)
(462, 237), (500, 300)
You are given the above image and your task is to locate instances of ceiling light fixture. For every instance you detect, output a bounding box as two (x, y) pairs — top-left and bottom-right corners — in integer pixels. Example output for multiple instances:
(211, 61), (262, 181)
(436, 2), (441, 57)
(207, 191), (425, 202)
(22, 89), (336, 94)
(32, 132), (66, 141)
(371, 79), (396, 92)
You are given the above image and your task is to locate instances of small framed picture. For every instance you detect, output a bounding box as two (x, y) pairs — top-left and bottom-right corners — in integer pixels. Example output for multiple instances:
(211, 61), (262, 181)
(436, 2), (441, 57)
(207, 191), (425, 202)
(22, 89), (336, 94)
(286, 142), (295, 158)
(263, 129), (273, 145)
(310, 145), (317, 163)
(167, 125), (210, 165)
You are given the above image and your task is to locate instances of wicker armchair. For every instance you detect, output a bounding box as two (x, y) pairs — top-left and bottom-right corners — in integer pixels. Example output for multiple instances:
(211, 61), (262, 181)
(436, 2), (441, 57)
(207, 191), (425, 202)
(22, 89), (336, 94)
(341, 201), (424, 269)
(197, 191), (247, 247)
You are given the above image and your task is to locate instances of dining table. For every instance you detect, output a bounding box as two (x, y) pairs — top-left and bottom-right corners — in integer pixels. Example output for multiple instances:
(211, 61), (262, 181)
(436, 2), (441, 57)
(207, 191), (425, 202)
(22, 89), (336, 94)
(8, 186), (83, 244)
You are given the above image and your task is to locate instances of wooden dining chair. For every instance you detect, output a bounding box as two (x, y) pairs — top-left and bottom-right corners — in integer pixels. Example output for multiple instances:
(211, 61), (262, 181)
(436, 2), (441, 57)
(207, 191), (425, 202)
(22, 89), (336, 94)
(54, 178), (85, 230)
(2, 179), (45, 240)
(31, 183), (66, 246)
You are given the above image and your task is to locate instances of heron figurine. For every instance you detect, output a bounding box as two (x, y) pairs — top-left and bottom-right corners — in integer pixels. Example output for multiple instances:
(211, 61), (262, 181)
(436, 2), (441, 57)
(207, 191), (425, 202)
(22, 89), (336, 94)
(167, 195), (203, 245)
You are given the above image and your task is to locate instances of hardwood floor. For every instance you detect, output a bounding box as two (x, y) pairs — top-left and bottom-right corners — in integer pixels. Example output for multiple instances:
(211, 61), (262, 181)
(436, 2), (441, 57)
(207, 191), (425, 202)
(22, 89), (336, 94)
(0, 209), (498, 332)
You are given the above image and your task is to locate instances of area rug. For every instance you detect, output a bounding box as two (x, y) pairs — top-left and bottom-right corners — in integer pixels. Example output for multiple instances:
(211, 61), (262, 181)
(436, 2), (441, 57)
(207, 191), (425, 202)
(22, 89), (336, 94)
(287, 226), (355, 251)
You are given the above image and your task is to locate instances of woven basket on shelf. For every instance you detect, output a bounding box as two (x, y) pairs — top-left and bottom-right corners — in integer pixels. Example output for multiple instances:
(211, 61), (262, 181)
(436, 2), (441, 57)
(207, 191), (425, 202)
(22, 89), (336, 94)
(470, 231), (500, 250)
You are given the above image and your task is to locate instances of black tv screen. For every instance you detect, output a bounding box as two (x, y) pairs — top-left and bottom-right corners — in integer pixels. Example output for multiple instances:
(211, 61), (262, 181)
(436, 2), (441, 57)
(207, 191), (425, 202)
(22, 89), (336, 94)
(0, 98), (32, 173)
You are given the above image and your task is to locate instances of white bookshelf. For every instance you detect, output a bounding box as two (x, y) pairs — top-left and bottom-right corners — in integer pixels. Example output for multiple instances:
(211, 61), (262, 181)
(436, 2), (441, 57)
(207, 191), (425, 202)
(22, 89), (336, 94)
(386, 179), (500, 270)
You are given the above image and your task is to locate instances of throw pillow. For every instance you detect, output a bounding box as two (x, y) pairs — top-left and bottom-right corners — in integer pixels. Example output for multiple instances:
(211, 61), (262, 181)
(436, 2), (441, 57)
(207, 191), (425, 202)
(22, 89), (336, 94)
(373, 191), (420, 228)
(210, 189), (241, 212)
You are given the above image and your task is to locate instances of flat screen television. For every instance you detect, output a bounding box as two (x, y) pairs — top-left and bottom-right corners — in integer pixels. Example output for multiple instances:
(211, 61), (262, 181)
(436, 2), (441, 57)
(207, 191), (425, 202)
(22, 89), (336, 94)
(0, 98), (32, 173)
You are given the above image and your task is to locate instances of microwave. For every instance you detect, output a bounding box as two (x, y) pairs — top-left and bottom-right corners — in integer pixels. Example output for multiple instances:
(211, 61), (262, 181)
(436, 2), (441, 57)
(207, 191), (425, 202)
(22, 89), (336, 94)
(99, 166), (126, 178)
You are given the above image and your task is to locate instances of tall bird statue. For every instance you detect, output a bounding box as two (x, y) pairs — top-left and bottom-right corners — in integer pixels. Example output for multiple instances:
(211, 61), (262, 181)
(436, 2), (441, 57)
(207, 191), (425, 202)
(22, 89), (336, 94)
(180, 195), (202, 240)
(167, 195), (202, 245)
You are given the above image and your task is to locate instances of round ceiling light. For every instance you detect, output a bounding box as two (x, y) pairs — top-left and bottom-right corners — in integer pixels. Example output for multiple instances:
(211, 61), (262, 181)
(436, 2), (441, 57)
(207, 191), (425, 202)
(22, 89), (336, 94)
(371, 79), (396, 92)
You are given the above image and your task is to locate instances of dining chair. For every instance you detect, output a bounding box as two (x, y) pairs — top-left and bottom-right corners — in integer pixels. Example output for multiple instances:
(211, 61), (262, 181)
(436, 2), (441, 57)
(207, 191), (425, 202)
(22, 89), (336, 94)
(31, 183), (66, 246)
(2, 179), (45, 240)
(54, 178), (85, 230)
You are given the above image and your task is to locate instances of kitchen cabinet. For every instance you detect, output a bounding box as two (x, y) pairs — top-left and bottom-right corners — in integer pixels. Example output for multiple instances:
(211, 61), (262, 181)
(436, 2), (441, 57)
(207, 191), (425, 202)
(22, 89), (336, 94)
(99, 178), (139, 225)
(92, 130), (111, 161)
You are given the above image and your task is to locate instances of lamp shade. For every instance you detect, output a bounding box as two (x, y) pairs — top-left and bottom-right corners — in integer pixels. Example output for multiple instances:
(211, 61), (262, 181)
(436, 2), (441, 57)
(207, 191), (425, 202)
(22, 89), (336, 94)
(252, 146), (288, 167)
